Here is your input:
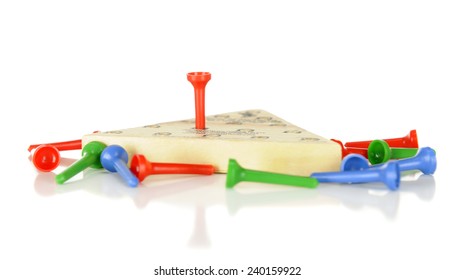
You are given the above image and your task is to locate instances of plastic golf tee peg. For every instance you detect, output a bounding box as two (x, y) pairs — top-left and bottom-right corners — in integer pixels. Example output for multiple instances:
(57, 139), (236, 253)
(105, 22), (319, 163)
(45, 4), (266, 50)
(345, 130), (419, 149)
(342, 147), (437, 175)
(29, 139), (83, 172)
(368, 140), (418, 164)
(340, 154), (370, 171)
(225, 159), (318, 189)
(379, 147), (437, 175)
(32, 145), (60, 172)
(187, 72), (211, 130)
(130, 154), (215, 182)
(311, 162), (401, 191)
(55, 141), (107, 184)
(100, 145), (139, 187)
(28, 131), (99, 152)
(331, 139), (368, 158)
(28, 139), (82, 152)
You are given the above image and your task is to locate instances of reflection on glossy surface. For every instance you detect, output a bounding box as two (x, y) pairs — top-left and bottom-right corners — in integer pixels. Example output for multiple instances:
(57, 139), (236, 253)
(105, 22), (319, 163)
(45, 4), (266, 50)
(187, 206), (211, 249)
(34, 170), (436, 214)
(400, 175), (436, 201)
(225, 187), (328, 215)
(33, 169), (436, 249)
(317, 184), (400, 219)
(34, 172), (58, 197)
(133, 175), (219, 209)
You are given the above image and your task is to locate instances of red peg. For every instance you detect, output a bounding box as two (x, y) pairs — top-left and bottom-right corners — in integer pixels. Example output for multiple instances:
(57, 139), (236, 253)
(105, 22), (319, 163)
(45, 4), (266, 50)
(130, 154), (215, 182)
(32, 145), (61, 172)
(28, 139), (82, 172)
(28, 131), (99, 152)
(187, 72), (211, 130)
(29, 132), (99, 172)
(28, 139), (82, 152)
(344, 130), (419, 149)
(331, 139), (368, 159)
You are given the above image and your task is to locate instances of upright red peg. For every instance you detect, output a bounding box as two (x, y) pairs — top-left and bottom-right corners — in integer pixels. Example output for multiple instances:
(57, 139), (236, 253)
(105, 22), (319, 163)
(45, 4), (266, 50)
(331, 139), (368, 159)
(187, 72), (211, 130)
(344, 130), (419, 149)
(130, 154), (215, 182)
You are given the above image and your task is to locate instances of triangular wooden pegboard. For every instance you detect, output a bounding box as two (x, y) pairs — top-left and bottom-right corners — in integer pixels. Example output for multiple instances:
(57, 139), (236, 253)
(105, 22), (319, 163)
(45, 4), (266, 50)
(82, 110), (341, 176)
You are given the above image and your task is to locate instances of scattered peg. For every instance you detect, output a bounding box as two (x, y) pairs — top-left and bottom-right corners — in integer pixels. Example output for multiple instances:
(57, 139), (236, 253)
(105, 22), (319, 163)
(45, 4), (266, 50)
(32, 145), (61, 172)
(130, 154), (215, 182)
(55, 141), (107, 184)
(28, 139), (82, 152)
(311, 162), (401, 191)
(29, 132), (100, 171)
(368, 139), (418, 164)
(331, 139), (368, 159)
(226, 159), (318, 189)
(340, 154), (370, 171)
(29, 139), (82, 172)
(345, 129), (419, 149)
(342, 147), (437, 175)
(100, 145), (139, 187)
(187, 72), (211, 130)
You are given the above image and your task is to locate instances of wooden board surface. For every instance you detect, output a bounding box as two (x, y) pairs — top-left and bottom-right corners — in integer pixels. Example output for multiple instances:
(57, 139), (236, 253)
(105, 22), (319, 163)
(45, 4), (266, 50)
(82, 110), (341, 176)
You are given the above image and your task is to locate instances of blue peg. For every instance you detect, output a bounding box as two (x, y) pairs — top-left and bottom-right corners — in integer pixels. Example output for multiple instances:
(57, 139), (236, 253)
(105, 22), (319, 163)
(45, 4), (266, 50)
(311, 162), (400, 191)
(340, 154), (370, 171)
(341, 147), (436, 175)
(100, 145), (139, 187)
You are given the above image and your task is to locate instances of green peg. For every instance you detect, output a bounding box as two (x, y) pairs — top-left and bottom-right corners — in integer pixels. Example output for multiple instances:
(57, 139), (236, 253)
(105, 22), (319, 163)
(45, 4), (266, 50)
(226, 159), (318, 189)
(368, 139), (418, 165)
(55, 141), (107, 184)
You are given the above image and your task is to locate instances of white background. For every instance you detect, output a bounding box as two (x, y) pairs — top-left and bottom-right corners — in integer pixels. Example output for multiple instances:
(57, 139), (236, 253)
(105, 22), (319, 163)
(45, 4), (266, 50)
(1, 1), (454, 279)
